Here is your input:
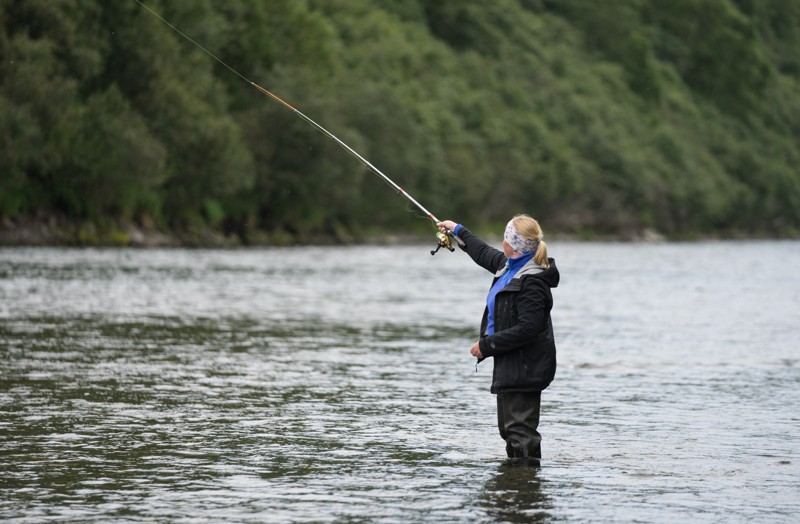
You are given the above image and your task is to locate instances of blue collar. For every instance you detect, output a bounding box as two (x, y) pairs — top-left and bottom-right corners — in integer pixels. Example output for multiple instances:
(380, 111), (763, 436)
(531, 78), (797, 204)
(506, 251), (535, 271)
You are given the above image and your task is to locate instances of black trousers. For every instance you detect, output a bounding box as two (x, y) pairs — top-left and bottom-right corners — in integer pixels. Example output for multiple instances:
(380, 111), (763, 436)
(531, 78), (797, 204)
(497, 391), (542, 459)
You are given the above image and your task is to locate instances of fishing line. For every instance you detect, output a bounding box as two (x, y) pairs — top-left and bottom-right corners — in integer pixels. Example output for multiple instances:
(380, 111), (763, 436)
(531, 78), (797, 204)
(134, 0), (463, 253)
(134, 0), (252, 85)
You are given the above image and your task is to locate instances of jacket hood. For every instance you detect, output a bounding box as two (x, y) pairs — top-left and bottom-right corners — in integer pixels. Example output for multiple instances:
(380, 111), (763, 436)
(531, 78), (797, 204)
(516, 257), (559, 288)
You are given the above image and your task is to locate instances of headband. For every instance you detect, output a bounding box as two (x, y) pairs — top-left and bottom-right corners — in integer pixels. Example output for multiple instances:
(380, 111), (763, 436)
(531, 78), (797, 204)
(504, 220), (539, 254)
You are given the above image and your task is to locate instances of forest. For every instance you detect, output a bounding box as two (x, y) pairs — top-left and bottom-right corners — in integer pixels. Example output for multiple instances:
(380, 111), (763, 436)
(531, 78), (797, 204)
(1, 0), (799, 245)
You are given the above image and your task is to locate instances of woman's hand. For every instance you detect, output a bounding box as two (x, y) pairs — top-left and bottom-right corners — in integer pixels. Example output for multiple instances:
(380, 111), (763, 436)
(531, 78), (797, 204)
(470, 341), (483, 359)
(437, 220), (457, 234)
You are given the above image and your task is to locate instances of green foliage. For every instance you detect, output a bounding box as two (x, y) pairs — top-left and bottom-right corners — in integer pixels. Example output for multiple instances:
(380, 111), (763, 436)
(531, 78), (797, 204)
(1, 0), (799, 240)
(50, 86), (167, 219)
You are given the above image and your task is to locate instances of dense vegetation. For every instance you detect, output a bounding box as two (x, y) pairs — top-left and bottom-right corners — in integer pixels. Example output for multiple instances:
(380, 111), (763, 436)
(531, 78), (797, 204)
(2, 0), (799, 244)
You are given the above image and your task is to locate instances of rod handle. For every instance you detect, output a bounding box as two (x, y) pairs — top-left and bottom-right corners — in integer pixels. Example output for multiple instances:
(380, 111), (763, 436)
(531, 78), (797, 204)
(449, 230), (465, 248)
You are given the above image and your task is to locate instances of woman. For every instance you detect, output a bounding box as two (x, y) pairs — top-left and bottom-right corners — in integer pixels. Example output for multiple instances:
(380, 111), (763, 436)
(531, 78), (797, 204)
(438, 215), (559, 465)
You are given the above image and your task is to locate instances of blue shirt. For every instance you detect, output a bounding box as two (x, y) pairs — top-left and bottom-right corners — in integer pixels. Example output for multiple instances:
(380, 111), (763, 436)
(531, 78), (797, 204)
(486, 252), (534, 335)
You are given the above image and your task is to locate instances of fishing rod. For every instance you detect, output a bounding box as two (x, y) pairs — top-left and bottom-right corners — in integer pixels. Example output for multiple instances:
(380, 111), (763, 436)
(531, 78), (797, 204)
(134, 0), (463, 255)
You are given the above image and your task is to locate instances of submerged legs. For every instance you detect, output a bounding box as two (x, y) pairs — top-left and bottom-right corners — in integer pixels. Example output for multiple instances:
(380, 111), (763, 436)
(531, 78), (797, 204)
(497, 391), (542, 462)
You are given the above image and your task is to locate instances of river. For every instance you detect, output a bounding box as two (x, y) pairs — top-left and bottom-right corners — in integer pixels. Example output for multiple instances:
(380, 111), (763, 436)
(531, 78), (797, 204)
(1, 241), (798, 522)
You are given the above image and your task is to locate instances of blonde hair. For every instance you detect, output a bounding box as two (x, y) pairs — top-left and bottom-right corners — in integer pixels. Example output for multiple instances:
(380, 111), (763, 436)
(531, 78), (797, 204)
(512, 214), (549, 268)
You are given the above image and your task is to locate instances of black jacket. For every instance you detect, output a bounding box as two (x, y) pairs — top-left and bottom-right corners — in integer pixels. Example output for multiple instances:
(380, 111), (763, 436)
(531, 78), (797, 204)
(458, 227), (560, 394)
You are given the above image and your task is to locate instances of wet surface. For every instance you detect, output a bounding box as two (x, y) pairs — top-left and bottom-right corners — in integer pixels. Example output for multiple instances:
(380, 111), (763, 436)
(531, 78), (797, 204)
(1, 243), (798, 522)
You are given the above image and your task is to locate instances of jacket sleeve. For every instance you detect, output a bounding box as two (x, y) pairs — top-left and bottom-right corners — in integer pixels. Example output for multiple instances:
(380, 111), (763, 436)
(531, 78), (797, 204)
(479, 277), (550, 357)
(455, 226), (506, 274)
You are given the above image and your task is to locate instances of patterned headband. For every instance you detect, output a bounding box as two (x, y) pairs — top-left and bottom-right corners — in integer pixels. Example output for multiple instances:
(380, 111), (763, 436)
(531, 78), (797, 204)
(504, 220), (539, 254)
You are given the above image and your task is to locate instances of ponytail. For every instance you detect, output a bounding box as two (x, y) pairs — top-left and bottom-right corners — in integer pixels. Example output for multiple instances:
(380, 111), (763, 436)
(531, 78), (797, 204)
(534, 240), (549, 268)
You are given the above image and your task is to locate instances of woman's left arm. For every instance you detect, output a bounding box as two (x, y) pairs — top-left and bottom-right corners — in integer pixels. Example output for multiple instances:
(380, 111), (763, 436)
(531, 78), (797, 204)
(478, 279), (550, 357)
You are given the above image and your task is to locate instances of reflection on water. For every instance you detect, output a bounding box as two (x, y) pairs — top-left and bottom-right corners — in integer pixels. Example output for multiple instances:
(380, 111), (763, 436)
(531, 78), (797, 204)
(478, 464), (551, 523)
(1, 243), (799, 522)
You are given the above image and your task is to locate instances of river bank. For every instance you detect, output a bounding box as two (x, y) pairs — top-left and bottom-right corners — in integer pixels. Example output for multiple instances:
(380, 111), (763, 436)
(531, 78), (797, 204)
(3, 213), (795, 248)
(0, 214), (444, 248)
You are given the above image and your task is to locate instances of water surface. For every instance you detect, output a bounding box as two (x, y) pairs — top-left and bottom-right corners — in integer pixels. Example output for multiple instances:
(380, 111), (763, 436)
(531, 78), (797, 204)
(1, 242), (798, 522)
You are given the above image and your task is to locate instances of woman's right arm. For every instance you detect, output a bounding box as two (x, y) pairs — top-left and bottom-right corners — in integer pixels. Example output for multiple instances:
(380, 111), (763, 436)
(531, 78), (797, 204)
(437, 221), (505, 274)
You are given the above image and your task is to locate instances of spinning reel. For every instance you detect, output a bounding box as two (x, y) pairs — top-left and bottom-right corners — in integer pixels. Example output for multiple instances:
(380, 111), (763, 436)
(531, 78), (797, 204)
(430, 230), (456, 256)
